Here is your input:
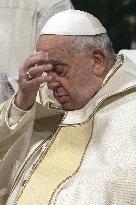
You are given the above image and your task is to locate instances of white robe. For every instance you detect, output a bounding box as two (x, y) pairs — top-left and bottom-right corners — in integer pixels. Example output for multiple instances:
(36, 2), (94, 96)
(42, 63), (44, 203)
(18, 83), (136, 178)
(1, 55), (136, 204)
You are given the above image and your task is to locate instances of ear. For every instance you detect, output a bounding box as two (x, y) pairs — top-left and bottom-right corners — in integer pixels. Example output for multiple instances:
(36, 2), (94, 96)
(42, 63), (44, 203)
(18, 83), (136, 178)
(92, 48), (107, 76)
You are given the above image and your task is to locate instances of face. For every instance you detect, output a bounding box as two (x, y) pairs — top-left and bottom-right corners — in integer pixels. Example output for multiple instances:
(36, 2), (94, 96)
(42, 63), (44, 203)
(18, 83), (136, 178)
(36, 35), (101, 111)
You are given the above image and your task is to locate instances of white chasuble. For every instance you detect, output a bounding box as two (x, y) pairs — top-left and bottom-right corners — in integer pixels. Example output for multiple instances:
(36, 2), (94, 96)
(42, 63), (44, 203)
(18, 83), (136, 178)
(13, 117), (93, 205)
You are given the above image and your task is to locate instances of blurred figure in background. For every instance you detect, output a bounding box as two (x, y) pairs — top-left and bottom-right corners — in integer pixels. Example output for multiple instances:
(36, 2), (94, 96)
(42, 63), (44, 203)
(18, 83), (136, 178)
(0, 9), (136, 205)
(0, 0), (74, 102)
(0, 0), (73, 78)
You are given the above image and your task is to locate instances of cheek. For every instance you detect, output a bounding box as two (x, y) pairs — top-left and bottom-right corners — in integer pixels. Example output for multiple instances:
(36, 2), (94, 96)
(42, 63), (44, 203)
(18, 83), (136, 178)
(71, 75), (86, 92)
(62, 71), (90, 98)
(68, 82), (82, 100)
(68, 75), (92, 101)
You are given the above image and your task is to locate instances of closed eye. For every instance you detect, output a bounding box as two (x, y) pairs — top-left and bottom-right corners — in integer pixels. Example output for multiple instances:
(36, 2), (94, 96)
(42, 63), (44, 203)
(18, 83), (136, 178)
(47, 59), (69, 76)
(52, 64), (68, 77)
(53, 64), (63, 73)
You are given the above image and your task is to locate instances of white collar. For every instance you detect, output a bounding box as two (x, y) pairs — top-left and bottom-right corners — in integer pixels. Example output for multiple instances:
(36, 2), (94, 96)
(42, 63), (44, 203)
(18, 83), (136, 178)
(62, 55), (128, 125)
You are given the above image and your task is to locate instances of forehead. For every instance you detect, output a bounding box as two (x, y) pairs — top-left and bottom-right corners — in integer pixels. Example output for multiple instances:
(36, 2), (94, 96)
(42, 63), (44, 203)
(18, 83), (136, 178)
(36, 35), (74, 59)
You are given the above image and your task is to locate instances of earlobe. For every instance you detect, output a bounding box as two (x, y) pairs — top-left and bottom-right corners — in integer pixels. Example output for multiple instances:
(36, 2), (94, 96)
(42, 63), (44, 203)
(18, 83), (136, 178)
(92, 48), (107, 76)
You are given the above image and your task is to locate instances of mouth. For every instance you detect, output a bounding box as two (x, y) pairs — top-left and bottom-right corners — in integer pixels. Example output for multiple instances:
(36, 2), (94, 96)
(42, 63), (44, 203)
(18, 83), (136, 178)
(54, 95), (69, 103)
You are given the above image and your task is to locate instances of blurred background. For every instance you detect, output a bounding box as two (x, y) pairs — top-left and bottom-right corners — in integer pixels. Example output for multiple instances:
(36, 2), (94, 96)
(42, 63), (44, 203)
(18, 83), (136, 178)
(0, 0), (136, 103)
(71, 0), (136, 53)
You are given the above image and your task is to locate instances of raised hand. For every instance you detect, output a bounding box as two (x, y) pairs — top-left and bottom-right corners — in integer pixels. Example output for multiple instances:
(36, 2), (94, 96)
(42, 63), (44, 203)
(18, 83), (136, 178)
(15, 51), (53, 110)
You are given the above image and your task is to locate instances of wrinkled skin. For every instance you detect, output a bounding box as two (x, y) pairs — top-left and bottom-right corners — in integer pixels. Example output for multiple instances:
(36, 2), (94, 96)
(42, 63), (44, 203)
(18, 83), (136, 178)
(15, 35), (108, 111)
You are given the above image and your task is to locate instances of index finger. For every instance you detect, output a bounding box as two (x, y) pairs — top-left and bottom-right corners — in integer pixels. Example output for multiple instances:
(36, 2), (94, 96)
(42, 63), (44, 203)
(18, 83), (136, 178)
(21, 52), (50, 73)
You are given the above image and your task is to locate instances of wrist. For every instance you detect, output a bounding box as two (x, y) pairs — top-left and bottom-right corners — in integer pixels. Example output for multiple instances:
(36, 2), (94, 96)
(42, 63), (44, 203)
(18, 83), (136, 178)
(15, 91), (36, 111)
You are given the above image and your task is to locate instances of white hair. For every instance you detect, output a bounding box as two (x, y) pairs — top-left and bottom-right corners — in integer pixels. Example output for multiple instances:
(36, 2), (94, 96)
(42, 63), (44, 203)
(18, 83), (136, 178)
(66, 33), (116, 65)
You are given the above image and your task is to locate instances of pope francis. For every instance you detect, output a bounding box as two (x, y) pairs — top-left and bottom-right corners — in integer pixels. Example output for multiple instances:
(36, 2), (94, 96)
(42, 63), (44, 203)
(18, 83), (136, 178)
(0, 9), (136, 205)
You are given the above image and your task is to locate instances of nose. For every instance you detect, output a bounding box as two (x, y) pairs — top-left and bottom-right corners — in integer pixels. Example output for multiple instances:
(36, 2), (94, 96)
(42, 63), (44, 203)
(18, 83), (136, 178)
(47, 72), (60, 90)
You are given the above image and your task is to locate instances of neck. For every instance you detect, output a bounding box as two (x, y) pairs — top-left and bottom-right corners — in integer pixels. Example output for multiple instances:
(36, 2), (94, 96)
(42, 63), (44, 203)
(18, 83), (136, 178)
(107, 54), (117, 71)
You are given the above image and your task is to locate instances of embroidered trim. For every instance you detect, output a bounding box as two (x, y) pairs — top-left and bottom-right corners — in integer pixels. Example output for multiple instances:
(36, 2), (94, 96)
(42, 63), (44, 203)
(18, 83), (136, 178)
(102, 54), (124, 87)
(48, 117), (94, 205)
(12, 112), (67, 205)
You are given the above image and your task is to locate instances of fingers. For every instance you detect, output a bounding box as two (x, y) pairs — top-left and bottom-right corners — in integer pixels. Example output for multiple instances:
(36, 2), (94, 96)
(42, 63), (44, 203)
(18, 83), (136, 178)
(24, 63), (53, 79)
(20, 51), (53, 81)
(29, 75), (53, 86)
(19, 51), (55, 90)
(22, 51), (50, 73)
(16, 51), (54, 110)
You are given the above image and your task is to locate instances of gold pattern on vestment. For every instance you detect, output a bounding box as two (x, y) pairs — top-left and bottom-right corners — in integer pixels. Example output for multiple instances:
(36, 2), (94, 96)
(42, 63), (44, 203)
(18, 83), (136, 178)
(14, 116), (93, 205)
(11, 54), (125, 205)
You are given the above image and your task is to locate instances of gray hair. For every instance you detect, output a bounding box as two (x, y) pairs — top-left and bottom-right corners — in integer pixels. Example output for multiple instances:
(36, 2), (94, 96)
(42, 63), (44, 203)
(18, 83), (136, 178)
(66, 33), (116, 65)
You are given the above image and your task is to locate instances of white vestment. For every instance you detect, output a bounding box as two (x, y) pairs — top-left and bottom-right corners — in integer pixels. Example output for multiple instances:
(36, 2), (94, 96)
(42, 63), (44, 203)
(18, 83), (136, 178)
(0, 55), (136, 204)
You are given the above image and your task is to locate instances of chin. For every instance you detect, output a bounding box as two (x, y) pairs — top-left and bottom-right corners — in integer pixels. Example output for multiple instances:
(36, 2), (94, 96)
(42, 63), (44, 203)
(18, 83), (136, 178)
(61, 102), (83, 111)
(61, 102), (76, 111)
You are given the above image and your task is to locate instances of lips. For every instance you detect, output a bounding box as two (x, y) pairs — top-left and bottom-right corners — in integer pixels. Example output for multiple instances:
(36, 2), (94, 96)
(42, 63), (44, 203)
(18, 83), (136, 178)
(55, 95), (69, 103)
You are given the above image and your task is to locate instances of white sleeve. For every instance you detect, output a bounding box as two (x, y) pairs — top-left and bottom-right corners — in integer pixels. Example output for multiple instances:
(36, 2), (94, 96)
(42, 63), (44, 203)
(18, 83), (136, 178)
(8, 99), (28, 128)
(0, 95), (36, 140)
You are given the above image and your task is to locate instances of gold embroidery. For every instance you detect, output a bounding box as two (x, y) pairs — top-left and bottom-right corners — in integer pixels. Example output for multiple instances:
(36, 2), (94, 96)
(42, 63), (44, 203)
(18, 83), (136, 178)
(49, 117), (94, 205)
(11, 54), (136, 205)
(12, 112), (67, 205)
(102, 54), (124, 87)
(13, 114), (93, 205)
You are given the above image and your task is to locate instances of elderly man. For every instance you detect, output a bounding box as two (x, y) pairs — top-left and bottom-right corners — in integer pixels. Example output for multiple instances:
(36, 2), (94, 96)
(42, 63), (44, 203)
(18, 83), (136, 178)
(0, 9), (136, 205)
(0, 0), (73, 78)
(0, 0), (74, 104)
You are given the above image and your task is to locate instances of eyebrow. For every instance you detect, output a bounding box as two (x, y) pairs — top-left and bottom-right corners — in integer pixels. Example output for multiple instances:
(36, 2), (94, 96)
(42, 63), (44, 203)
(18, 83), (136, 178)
(48, 59), (69, 67)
